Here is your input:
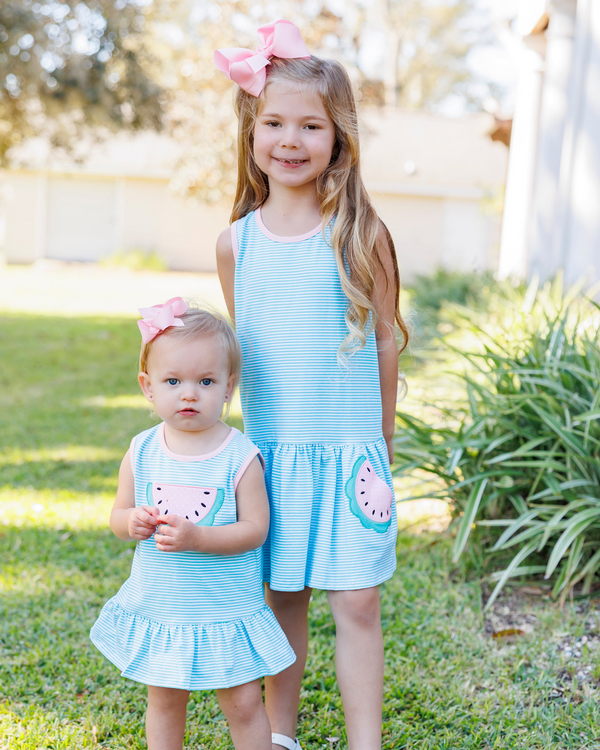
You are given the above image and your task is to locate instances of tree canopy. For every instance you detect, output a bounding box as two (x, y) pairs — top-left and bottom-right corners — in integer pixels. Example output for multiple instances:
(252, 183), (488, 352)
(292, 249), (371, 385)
(0, 0), (163, 164)
(0, 0), (501, 200)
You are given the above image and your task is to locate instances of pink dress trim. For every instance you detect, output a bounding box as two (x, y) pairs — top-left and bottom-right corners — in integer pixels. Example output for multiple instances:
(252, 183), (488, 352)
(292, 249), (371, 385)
(233, 447), (264, 490)
(255, 207), (322, 243)
(158, 422), (237, 462)
(231, 222), (239, 262)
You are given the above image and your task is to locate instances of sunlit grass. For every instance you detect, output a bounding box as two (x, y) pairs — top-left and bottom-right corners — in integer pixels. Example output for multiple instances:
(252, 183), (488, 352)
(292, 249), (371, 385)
(1, 488), (113, 530)
(79, 395), (150, 410)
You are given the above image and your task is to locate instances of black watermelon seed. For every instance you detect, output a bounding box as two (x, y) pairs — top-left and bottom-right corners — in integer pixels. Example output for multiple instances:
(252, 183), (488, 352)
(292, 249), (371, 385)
(204, 491), (210, 495)
(157, 487), (161, 490)
(380, 512), (383, 518)
(164, 509), (168, 515)
(195, 510), (199, 516)
(367, 467), (371, 472)
(201, 503), (206, 508)
(361, 478), (366, 482)
(157, 500), (162, 504)
(364, 502), (368, 506)
(372, 510), (376, 516)
(186, 515), (189, 519)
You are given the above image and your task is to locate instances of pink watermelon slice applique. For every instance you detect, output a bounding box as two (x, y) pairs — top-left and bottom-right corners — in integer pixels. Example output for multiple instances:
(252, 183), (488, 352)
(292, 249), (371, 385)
(345, 456), (393, 533)
(146, 482), (224, 526)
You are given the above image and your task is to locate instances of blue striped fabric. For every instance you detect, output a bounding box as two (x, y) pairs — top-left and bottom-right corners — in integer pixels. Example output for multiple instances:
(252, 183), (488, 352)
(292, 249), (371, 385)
(234, 210), (397, 592)
(90, 424), (296, 690)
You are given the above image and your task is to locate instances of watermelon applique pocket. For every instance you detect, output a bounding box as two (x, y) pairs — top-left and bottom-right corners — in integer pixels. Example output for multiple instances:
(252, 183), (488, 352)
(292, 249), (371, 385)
(146, 482), (225, 526)
(345, 456), (393, 533)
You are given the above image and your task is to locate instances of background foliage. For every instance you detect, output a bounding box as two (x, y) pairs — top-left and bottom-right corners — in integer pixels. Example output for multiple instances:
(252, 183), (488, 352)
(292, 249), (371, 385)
(1, 0), (500, 200)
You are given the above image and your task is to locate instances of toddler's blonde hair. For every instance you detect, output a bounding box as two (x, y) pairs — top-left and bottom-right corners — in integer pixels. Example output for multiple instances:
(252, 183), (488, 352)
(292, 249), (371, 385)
(139, 306), (242, 395)
(231, 56), (409, 359)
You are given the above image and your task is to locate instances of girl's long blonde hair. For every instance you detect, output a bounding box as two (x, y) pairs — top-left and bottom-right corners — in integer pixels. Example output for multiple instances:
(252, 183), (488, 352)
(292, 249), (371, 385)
(231, 55), (408, 357)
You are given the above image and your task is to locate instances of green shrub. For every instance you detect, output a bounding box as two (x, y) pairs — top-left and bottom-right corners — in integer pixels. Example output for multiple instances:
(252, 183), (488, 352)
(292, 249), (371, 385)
(406, 268), (498, 344)
(408, 268), (495, 313)
(394, 276), (600, 608)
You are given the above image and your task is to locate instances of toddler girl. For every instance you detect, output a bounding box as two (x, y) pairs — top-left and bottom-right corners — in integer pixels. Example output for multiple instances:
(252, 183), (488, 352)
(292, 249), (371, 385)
(214, 20), (409, 750)
(90, 298), (295, 750)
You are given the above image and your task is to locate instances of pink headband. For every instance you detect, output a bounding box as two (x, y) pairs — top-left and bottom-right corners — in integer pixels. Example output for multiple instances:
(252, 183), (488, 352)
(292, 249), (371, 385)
(214, 19), (310, 97)
(138, 297), (188, 344)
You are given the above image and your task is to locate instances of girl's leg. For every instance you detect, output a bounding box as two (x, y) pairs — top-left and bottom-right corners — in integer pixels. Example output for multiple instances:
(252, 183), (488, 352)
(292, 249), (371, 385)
(327, 586), (383, 750)
(146, 685), (189, 750)
(216, 679), (271, 749)
(264, 586), (312, 747)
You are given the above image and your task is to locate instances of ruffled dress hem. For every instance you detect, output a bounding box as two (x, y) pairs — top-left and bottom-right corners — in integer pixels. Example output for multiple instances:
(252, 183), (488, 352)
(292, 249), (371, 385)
(90, 600), (296, 690)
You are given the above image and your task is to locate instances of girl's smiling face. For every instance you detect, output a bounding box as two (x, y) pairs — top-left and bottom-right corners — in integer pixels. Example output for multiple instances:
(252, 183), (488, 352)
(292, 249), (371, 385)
(253, 82), (336, 190)
(138, 334), (234, 434)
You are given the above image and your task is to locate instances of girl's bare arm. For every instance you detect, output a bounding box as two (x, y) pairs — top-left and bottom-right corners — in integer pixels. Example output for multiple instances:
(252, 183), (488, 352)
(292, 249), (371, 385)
(216, 227), (236, 320)
(154, 457), (269, 554)
(373, 224), (399, 464)
(110, 452), (159, 541)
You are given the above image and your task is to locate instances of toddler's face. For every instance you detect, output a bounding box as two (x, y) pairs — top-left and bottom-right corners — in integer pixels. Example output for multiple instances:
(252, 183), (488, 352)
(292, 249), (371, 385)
(138, 334), (234, 434)
(253, 82), (336, 190)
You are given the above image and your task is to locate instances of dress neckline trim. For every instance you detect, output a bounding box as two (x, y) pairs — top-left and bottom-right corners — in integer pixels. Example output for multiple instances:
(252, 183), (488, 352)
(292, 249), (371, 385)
(255, 207), (322, 243)
(158, 422), (237, 462)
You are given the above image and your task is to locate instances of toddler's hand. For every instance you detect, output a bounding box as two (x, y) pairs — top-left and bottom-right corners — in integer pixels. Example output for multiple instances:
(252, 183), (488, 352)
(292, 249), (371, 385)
(154, 514), (199, 552)
(127, 505), (159, 540)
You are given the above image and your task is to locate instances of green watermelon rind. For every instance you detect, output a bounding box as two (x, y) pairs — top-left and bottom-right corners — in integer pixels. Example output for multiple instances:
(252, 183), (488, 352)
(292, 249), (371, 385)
(146, 483), (225, 527)
(345, 456), (392, 534)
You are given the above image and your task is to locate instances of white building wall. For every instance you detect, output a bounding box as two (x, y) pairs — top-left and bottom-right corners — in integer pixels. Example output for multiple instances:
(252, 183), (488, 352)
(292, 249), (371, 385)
(3, 172), (46, 264)
(121, 178), (163, 253)
(498, 42), (545, 279)
(372, 193), (496, 282)
(46, 175), (116, 261)
(500, 0), (600, 285)
(371, 194), (445, 281)
(156, 192), (229, 273)
(557, 0), (600, 284)
(440, 199), (490, 273)
(0, 111), (506, 279)
(529, 0), (577, 278)
(1, 171), (228, 272)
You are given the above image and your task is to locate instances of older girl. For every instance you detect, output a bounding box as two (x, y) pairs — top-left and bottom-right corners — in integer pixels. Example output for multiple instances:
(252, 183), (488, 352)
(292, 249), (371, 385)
(215, 21), (408, 750)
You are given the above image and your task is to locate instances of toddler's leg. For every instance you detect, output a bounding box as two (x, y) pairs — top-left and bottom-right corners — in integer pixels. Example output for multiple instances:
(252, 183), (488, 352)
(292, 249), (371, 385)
(216, 679), (271, 749)
(264, 586), (312, 746)
(327, 586), (383, 750)
(146, 685), (189, 750)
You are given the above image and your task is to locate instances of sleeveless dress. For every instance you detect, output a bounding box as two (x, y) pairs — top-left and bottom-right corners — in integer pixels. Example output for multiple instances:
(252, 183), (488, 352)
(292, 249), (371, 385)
(233, 208), (397, 592)
(90, 423), (296, 690)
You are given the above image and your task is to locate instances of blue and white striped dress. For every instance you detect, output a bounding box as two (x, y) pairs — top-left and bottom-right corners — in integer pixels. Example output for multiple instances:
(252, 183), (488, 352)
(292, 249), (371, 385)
(233, 208), (397, 592)
(90, 423), (296, 690)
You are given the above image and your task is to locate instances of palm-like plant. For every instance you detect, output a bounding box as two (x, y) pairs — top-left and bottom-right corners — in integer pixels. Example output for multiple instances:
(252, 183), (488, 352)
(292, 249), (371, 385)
(394, 276), (600, 608)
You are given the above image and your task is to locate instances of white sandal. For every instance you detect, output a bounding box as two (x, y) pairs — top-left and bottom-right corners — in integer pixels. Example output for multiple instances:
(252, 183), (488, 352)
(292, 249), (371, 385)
(272, 733), (302, 750)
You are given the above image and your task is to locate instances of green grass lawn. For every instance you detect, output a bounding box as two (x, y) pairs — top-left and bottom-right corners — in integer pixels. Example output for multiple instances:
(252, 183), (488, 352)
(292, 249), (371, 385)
(2, 313), (600, 749)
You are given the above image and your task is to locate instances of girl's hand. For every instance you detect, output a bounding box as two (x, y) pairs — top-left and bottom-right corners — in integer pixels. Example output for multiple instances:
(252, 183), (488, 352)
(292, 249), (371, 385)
(154, 514), (200, 552)
(127, 505), (159, 540)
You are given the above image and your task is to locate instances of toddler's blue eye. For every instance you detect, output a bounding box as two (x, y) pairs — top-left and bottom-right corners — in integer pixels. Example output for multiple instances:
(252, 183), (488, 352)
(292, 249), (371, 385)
(201, 379), (212, 386)
(167, 378), (178, 385)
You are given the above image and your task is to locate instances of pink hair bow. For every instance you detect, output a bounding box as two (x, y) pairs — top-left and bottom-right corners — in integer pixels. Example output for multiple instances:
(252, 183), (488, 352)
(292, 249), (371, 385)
(214, 19), (310, 97)
(137, 297), (188, 344)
